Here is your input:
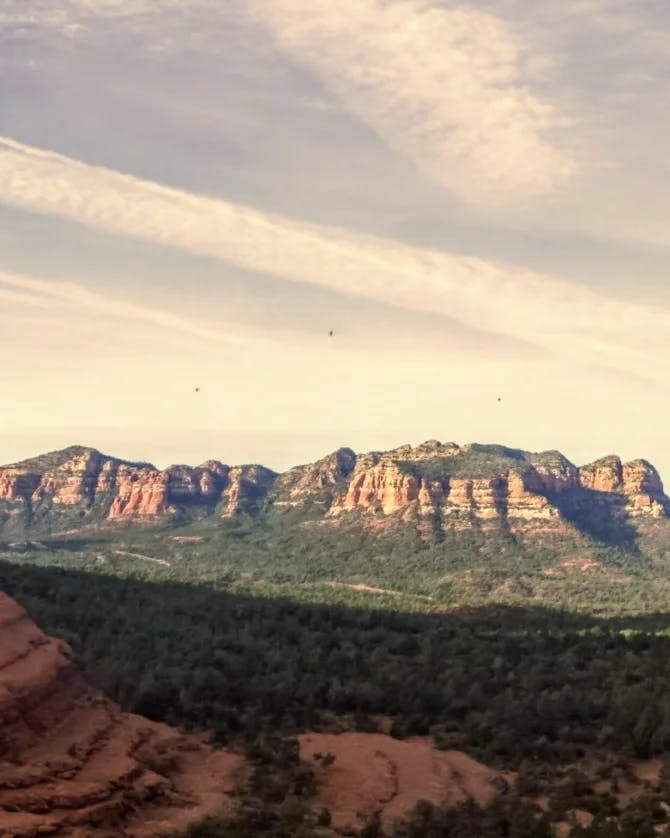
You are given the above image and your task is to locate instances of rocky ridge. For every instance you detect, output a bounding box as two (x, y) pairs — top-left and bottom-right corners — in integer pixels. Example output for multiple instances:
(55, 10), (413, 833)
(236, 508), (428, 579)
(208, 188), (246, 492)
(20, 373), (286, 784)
(0, 441), (668, 540)
(0, 446), (276, 536)
(324, 442), (669, 533)
(0, 590), (242, 837)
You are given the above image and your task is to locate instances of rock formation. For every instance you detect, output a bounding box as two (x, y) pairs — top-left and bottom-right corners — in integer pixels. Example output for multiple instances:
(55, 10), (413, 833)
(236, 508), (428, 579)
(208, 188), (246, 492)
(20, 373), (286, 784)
(300, 732), (505, 830)
(271, 447), (356, 511)
(1, 440), (668, 541)
(0, 591), (242, 836)
(324, 443), (670, 535)
(579, 456), (667, 518)
(0, 446), (276, 535)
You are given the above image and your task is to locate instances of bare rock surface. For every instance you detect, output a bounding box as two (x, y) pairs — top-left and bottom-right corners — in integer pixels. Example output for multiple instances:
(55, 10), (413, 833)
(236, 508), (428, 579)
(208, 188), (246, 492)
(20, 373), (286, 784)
(0, 591), (242, 837)
(1, 441), (668, 538)
(299, 732), (506, 829)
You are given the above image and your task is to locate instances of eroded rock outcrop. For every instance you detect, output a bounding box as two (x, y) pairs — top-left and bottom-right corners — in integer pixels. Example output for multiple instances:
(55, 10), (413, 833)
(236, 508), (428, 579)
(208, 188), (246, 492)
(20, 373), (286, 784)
(0, 447), (277, 534)
(528, 451), (579, 494)
(577, 456), (668, 517)
(219, 464), (277, 518)
(327, 443), (565, 532)
(107, 466), (170, 519)
(330, 456), (422, 516)
(0, 591), (242, 837)
(300, 732), (505, 830)
(1, 440), (668, 539)
(579, 456), (625, 494)
(271, 448), (356, 510)
(326, 442), (670, 535)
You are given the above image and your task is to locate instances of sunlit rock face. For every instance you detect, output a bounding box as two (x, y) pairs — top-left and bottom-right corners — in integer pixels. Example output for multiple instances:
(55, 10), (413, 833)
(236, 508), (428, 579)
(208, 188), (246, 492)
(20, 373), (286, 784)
(327, 443), (565, 532)
(0, 440), (668, 538)
(326, 442), (670, 535)
(0, 446), (277, 532)
(579, 456), (625, 493)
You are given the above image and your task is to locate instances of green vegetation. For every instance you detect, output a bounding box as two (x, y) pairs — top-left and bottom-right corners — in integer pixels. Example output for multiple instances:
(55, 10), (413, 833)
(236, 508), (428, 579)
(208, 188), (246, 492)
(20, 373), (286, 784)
(4, 511), (670, 618)
(395, 443), (530, 481)
(179, 739), (670, 836)
(5, 560), (670, 768)
(4, 453), (670, 834)
(1, 444), (152, 472)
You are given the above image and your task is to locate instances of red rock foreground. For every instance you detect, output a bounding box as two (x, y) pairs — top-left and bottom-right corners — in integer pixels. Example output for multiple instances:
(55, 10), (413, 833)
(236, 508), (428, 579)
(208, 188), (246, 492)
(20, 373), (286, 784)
(0, 592), (242, 837)
(299, 732), (508, 830)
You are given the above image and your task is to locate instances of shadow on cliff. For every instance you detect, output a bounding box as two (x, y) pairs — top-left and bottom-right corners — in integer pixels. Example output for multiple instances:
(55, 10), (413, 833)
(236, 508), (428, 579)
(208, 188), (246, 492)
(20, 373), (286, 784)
(548, 488), (639, 551)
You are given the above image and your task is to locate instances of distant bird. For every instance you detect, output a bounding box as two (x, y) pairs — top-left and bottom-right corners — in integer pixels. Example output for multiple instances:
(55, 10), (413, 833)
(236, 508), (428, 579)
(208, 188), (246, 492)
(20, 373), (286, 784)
(195, 387), (200, 393)
(328, 330), (334, 337)
(497, 397), (502, 403)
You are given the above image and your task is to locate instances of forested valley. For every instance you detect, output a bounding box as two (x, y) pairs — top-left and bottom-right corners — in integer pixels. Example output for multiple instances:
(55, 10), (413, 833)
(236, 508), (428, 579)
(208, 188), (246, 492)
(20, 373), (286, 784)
(4, 559), (670, 835)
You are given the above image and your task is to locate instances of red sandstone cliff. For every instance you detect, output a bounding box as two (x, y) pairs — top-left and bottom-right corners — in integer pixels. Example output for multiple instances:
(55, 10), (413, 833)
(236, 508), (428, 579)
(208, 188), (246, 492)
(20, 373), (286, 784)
(0, 441), (668, 539)
(324, 442), (669, 534)
(0, 447), (276, 533)
(0, 591), (242, 836)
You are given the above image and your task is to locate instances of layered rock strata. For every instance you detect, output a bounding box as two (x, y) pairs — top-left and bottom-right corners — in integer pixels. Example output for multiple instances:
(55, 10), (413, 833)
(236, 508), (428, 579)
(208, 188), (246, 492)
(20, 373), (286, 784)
(0, 591), (242, 837)
(0, 447), (276, 532)
(325, 444), (670, 533)
(1, 441), (668, 538)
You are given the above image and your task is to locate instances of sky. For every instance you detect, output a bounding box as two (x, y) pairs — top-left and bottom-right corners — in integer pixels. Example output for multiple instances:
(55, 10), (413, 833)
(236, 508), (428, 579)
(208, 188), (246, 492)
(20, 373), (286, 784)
(1, 0), (670, 478)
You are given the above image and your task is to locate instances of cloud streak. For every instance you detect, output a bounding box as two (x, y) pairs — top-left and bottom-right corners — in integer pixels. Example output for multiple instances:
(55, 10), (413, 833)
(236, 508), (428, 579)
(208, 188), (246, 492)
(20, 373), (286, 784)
(251, 0), (576, 202)
(0, 270), (247, 345)
(0, 135), (666, 378)
(2, 0), (576, 204)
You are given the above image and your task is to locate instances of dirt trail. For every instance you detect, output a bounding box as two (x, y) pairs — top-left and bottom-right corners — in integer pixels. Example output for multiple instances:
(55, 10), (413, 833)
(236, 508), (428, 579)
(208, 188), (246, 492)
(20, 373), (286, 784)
(300, 732), (503, 829)
(113, 550), (170, 567)
(322, 581), (433, 600)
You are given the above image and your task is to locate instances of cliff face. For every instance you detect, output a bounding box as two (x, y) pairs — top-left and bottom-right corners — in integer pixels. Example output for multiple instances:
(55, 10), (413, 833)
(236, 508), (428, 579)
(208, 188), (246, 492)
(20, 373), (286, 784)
(218, 464), (277, 518)
(271, 447), (356, 511)
(0, 591), (77, 757)
(0, 591), (242, 836)
(324, 443), (670, 535)
(327, 446), (564, 532)
(578, 457), (667, 518)
(1, 441), (668, 541)
(0, 446), (277, 534)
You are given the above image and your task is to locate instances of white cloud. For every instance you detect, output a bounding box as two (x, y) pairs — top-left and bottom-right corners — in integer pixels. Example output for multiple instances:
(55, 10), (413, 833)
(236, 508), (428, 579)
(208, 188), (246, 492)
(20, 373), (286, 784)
(249, 0), (576, 203)
(0, 136), (666, 379)
(2, 0), (575, 204)
(0, 270), (247, 344)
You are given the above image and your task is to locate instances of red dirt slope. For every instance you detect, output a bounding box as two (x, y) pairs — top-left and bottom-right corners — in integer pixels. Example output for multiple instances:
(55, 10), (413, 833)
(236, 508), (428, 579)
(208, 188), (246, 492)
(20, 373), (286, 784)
(300, 732), (507, 830)
(0, 591), (241, 837)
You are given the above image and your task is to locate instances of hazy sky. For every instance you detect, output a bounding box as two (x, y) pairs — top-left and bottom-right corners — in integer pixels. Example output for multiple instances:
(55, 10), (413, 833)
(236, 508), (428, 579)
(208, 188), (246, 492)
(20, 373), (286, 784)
(2, 0), (670, 478)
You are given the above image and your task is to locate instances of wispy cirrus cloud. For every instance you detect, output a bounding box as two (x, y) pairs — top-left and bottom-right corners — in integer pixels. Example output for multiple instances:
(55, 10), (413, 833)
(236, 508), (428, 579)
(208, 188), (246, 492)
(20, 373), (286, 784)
(0, 136), (666, 378)
(250, 0), (576, 203)
(0, 270), (246, 345)
(1, 0), (576, 205)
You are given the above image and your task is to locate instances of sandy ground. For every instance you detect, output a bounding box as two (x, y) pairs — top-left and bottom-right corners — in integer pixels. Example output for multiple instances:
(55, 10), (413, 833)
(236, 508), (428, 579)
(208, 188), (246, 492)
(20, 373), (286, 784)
(299, 732), (504, 829)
